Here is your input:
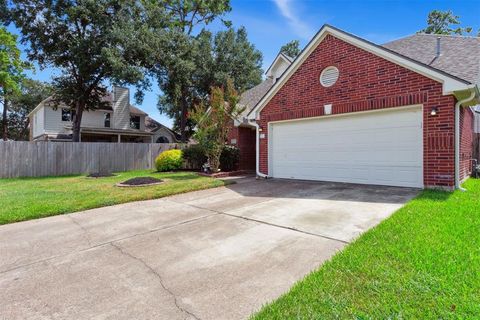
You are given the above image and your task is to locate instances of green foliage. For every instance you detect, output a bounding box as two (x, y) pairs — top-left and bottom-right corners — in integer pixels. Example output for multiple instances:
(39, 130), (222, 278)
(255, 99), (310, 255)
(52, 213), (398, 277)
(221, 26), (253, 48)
(190, 79), (244, 172)
(0, 26), (28, 96)
(183, 144), (207, 170)
(155, 149), (183, 172)
(0, 79), (51, 140)
(157, 23), (263, 142)
(280, 40), (301, 59)
(1, 26), (30, 140)
(154, 0), (232, 142)
(419, 10), (473, 35)
(220, 145), (240, 171)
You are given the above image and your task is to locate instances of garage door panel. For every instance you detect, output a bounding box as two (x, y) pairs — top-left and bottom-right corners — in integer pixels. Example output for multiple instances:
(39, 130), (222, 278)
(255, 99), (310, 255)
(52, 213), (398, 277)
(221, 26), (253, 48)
(270, 108), (423, 188)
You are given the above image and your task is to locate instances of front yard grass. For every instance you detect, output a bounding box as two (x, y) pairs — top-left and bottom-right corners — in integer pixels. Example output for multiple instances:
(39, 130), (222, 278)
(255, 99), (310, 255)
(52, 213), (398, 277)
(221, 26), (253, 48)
(0, 170), (226, 225)
(253, 178), (480, 319)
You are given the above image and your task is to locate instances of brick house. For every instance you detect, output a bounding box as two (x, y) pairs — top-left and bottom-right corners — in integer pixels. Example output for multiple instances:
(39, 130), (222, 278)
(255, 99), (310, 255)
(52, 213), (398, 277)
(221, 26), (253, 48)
(231, 25), (480, 189)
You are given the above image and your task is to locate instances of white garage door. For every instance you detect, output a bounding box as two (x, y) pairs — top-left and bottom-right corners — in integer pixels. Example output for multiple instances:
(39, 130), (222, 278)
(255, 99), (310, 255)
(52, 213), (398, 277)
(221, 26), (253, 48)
(270, 107), (423, 188)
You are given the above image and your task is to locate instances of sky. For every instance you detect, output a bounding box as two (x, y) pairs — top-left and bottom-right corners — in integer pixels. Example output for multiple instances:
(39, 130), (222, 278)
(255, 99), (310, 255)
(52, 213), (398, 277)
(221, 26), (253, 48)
(5, 0), (480, 128)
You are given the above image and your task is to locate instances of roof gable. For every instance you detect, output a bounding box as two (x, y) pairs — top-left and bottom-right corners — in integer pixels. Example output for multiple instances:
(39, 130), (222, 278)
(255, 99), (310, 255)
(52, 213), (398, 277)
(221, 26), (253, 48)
(248, 25), (474, 119)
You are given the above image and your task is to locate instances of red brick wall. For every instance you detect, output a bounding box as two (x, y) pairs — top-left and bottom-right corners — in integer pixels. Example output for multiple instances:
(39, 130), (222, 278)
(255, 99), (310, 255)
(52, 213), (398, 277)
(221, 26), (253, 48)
(258, 34), (456, 188)
(227, 121), (256, 171)
(460, 107), (474, 181)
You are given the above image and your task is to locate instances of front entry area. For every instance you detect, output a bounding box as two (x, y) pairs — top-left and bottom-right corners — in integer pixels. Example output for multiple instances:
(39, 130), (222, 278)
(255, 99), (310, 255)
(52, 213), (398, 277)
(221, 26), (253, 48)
(269, 106), (423, 188)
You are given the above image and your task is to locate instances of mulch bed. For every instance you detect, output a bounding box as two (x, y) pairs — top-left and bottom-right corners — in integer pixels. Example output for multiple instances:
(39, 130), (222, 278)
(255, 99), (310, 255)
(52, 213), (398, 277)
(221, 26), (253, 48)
(87, 172), (115, 178)
(198, 170), (254, 178)
(116, 177), (164, 187)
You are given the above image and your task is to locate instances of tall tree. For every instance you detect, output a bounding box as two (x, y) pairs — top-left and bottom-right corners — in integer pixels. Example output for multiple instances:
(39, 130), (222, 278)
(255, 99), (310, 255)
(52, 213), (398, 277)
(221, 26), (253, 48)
(0, 26), (28, 140)
(6, 0), (166, 142)
(280, 40), (301, 59)
(210, 27), (263, 92)
(155, 0), (232, 142)
(0, 79), (51, 140)
(157, 25), (263, 140)
(419, 10), (473, 35)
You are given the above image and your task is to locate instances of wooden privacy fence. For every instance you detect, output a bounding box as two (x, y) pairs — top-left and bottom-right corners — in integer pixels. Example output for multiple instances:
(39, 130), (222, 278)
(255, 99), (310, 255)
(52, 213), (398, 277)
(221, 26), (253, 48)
(0, 141), (186, 178)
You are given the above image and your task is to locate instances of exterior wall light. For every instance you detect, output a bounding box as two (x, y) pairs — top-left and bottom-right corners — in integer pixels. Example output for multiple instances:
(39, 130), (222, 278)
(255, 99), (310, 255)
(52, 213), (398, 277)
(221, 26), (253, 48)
(430, 107), (438, 116)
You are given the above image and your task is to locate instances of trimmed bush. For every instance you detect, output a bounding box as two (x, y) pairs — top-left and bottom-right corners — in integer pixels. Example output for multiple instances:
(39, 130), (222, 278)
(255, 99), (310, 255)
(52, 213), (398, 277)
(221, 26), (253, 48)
(155, 149), (183, 172)
(220, 145), (240, 172)
(183, 144), (207, 170)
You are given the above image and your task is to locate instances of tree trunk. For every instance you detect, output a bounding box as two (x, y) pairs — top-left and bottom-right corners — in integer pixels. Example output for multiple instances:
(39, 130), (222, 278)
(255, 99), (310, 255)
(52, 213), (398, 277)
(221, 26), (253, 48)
(2, 97), (8, 141)
(180, 87), (188, 143)
(72, 100), (85, 142)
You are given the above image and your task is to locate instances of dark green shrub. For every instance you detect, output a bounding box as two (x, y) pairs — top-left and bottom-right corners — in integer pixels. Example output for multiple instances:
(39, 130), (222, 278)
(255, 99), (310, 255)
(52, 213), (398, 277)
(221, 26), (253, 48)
(220, 145), (240, 172)
(155, 149), (183, 172)
(183, 144), (207, 170)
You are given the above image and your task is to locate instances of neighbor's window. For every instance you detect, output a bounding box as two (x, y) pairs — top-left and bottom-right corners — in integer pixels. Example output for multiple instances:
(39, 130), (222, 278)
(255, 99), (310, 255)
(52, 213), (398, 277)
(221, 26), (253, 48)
(61, 108), (75, 122)
(104, 113), (111, 128)
(130, 115), (140, 130)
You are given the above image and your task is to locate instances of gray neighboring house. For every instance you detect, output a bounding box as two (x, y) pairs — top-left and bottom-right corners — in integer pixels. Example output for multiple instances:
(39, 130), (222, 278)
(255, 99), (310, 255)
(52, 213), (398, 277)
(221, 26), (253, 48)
(29, 87), (176, 143)
(145, 117), (179, 143)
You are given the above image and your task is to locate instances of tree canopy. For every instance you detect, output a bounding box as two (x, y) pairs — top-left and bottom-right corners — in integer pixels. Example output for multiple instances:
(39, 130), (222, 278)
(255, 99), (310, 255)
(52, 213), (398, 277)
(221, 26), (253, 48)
(1, 26), (29, 140)
(419, 10), (474, 35)
(154, 0), (232, 142)
(280, 40), (301, 59)
(0, 79), (52, 140)
(157, 26), (263, 140)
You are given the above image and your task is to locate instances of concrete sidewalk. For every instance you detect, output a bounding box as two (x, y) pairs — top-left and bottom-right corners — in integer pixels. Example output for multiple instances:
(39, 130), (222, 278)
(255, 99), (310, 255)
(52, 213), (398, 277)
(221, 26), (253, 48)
(0, 178), (418, 319)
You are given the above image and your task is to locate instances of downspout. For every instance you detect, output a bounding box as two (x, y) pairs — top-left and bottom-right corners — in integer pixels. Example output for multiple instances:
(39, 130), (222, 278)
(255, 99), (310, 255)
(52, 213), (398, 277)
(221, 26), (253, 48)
(455, 90), (476, 190)
(251, 120), (268, 179)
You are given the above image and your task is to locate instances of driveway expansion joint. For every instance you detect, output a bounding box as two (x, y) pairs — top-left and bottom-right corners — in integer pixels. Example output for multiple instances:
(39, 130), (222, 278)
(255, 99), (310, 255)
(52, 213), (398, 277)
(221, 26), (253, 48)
(166, 200), (350, 245)
(0, 213), (217, 275)
(110, 242), (202, 320)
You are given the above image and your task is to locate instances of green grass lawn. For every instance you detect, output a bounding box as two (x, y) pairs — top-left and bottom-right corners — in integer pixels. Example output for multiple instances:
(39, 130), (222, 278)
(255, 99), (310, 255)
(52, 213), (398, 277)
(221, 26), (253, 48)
(253, 179), (480, 319)
(0, 170), (226, 225)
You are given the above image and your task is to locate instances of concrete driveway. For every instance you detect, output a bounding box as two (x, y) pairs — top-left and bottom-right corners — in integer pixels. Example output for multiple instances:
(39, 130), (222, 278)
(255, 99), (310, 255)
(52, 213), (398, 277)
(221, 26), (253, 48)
(0, 178), (418, 320)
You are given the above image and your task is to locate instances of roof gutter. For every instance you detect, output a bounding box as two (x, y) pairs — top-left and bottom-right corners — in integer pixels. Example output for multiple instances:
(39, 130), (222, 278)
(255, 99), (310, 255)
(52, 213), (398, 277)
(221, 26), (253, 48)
(455, 88), (477, 190)
(250, 120), (268, 179)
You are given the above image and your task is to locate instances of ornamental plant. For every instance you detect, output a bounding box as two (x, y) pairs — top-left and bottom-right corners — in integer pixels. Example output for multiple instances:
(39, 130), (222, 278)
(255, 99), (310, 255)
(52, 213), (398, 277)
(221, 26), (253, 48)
(190, 79), (244, 172)
(155, 149), (183, 172)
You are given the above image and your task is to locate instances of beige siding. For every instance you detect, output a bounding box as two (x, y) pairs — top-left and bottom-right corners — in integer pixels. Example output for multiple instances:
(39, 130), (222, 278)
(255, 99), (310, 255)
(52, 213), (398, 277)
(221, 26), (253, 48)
(474, 106), (480, 133)
(112, 87), (130, 129)
(44, 106), (70, 134)
(32, 107), (45, 138)
(82, 110), (111, 128)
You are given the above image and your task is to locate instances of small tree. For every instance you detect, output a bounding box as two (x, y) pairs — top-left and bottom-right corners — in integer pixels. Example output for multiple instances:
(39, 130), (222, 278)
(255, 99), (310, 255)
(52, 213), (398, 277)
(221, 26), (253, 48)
(190, 79), (244, 172)
(419, 10), (473, 35)
(280, 40), (301, 59)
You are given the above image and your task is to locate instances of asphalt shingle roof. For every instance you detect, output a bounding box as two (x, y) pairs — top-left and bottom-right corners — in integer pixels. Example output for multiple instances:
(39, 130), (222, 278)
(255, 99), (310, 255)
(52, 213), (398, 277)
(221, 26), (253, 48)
(383, 34), (480, 85)
(238, 78), (275, 115)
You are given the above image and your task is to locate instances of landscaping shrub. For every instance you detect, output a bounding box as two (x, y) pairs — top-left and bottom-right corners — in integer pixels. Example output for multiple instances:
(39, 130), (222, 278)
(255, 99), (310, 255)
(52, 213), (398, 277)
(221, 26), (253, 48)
(220, 145), (240, 171)
(182, 144), (207, 170)
(155, 149), (183, 172)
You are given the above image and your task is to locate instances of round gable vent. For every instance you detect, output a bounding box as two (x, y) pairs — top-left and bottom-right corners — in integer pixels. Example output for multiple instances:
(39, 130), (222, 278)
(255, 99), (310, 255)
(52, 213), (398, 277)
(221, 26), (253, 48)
(320, 66), (339, 87)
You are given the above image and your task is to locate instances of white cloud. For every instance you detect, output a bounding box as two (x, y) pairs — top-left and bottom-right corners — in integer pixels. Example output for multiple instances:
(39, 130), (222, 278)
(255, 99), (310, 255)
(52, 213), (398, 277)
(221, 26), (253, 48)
(272, 0), (314, 40)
